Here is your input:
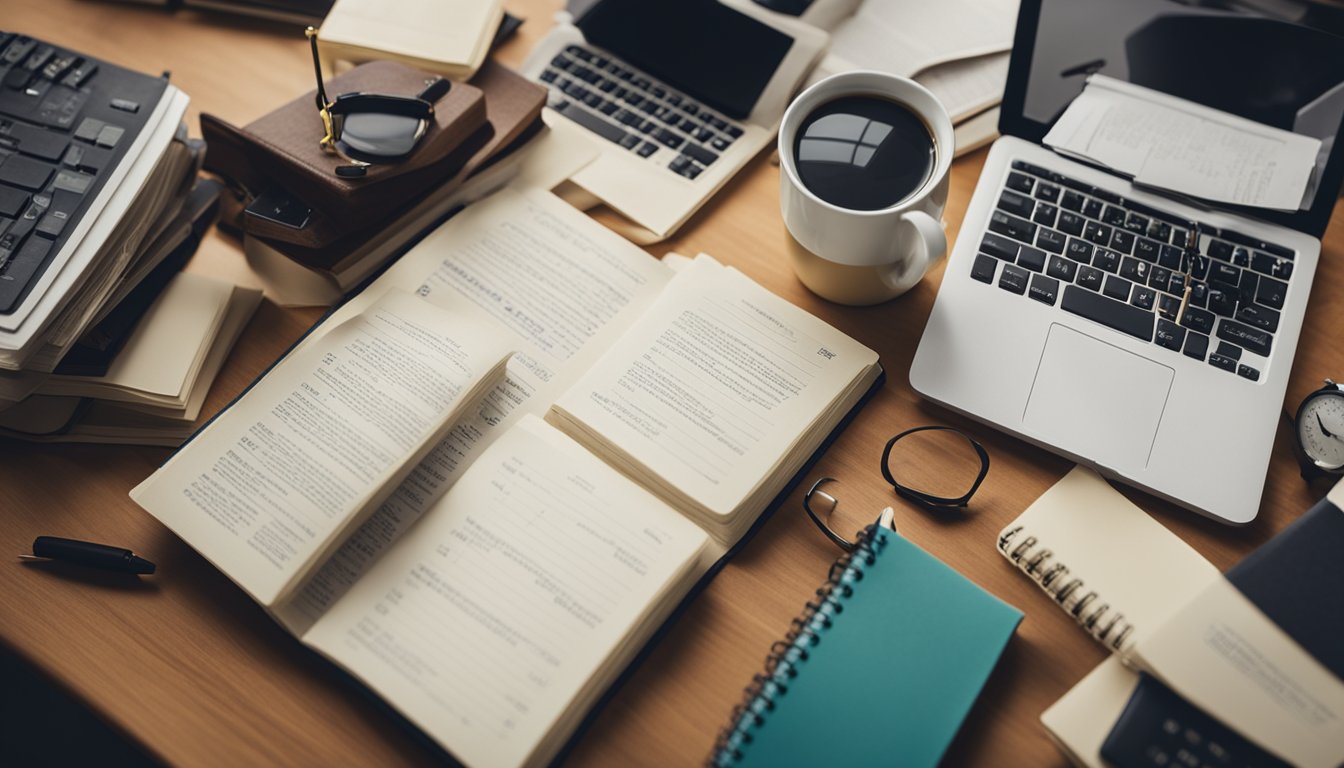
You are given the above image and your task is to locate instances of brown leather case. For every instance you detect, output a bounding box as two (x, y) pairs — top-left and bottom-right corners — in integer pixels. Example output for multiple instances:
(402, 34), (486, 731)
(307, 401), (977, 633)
(250, 60), (547, 272)
(201, 61), (489, 248)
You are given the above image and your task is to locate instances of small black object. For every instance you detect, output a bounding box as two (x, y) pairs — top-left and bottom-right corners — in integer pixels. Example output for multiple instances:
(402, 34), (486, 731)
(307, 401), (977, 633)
(26, 536), (155, 575)
(335, 164), (367, 178)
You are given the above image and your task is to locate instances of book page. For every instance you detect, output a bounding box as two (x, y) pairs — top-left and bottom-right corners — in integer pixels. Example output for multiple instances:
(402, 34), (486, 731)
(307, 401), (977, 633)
(302, 416), (708, 768)
(547, 255), (878, 519)
(827, 0), (1017, 77)
(131, 290), (514, 606)
(274, 188), (672, 632)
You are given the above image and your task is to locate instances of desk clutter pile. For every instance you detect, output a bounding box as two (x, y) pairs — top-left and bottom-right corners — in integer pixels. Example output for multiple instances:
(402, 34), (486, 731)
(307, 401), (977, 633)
(7, 0), (1344, 767)
(0, 32), (260, 444)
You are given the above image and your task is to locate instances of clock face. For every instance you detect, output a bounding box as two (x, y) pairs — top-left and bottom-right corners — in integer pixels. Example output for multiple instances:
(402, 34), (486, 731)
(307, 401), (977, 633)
(1298, 391), (1344, 470)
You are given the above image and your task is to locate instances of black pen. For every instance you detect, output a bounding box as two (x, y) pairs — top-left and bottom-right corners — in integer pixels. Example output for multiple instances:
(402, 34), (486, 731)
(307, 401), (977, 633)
(20, 536), (156, 575)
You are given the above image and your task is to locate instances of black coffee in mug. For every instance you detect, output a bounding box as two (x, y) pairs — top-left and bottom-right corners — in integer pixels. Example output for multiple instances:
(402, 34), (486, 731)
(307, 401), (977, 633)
(792, 95), (935, 211)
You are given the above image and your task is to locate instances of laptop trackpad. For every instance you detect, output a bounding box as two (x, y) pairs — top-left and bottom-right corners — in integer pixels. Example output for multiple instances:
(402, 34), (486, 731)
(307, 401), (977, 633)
(1023, 325), (1174, 470)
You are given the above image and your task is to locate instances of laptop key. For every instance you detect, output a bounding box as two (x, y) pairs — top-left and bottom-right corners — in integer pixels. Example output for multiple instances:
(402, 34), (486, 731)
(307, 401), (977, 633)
(1036, 228), (1066, 254)
(1148, 266), (1171, 290)
(1110, 228), (1135, 254)
(999, 263), (1029, 294)
(1103, 274), (1133, 301)
(1271, 259), (1292, 280)
(1082, 198), (1103, 218)
(1029, 274), (1060, 305)
(1183, 331), (1208, 361)
(1035, 182), (1059, 202)
(0, 154), (52, 190)
(1231, 247), (1250, 267)
(1130, 286), (1156, 310)
(0, 186), (26, 218)
(1237, 364), (1260, 381)
(1216, 319), (1271, 356)
(997, 190), (1033, 218)
(1206, 282), (1237, 316)
(1134, 237), (1160, 263)
(1124, 213), (1148, 233)
(1065, 237), (1092, 263)
(1062, 284), (1154, 342)
(1058, 211), (1085, 236)
(1147, 220), (1171, 241)
(1083, 221), (1112, 245)
(552, 100), (630, 145)
(980, 232), (1019, 261)
(1033, 202), (1058, 227)
(1047, 254), (1077, 282)
(971, 253), (997, 284)
(1180, 306), (1215, 335)
(1093, 248), (1120, 273)
(1017, 245), (1046, 272)
(1077, 265), (1104, 291)
(1215, 341), (1242, 360)
(1255, 276), (1286, 310)
(1156, 293), (1180, 320)
(682, 143), (718, 166)
(1155, 319), (1186, 351)
(1209, 353), (1238, 373)
(1005, 171), (1034, 194)
(1102, 205), (1127, 226)
(1061, 190), (1085, 212)
(637, 141), (657, 158)
(988, 210), (1036, 243)
(1119, 256), (1149, 283)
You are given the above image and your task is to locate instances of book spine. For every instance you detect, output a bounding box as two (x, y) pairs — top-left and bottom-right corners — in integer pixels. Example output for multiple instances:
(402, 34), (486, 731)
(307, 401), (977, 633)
(708, 524), (885, 767)
(997, 525), (1135, 653)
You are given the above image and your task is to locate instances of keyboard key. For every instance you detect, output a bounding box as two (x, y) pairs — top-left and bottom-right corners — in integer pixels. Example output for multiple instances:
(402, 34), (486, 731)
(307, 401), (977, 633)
(1183, 331), (1208, 361)
(1065, 237), (1093, 263)
(1077, 265), (1104, 291)
(1189, 282), (1208, 309)
(1033, 202), (1058, 227)
(1005, 171), (1033, 193)
(553, 100), (630, 145)
(1102, 205), (1127, 226)
(619, 133), (640, 149)
(980, 232), (1019, 261)
(1148, 265), (1171, 290)
(1061, 190), (1085, 212)
(1058, 210), (1085, 236)
(725, 124), (743, 139)
(1215, 341), (1242, 360)
(1110, 228), (1135, 254)
(1209, 353), (1238, 373)
(1083, 221), (1112, 245)
(999, 263), (1029, 294)
(1272, 258), (1293, 280)
(1093, 248), (1121, 273)
(1209, 261), (1240, 286)
(0, 154), (52, 190)
(1035, 182), (1059, 202)
(971, 253), (997, 283)
(1124, 212), (1148, 233)
(1103, 274), (1132, 301)
(997, 190), (1033, 217)
(682, 143), (718, 166)
(1047, 254), (1076, 282)
(1237, 364), (1260, 381)
(1082, 198), (1103, 218)
(1231, 246), (1250, 267)
(988, 210), (1036, 243)
(1255, 276), (1287, 310)
(1207, 238), (1233, 261)
(540, 69), (557, 83)
(1147, 220), (1172, 241)
(1017, 245), (1047, 272)
(1157, 243), (1182, 270)
(1157, 293), (1180, 320)
(1036, 228), (1066, 253)
(1216, 319), (1272, 356)
(1155, 319), (1186, 351)
(1130, 286), (1155, 310)
(1180, 306), (1215, 334)
(654, 129), (683, 149)
(1029, 273), (1060, 305)
(1238, 272), (1259, 306)
(1249, 251), (1276, 276)
(1206, 282), (1237, 317)
(1134, 237), (1160, 263)
(710, 136), (730, 152)
(8, 123), (68, 162)
(1062, 284), (1154, 342)
(1119, 256), (1149, 283)
(598, 100), (618, 115)
(583, 93), (603, 109)
(0, 186), (26, 218)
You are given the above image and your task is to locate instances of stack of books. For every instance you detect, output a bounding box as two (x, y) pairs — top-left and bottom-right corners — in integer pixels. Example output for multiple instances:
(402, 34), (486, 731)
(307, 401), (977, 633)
(0, 39), (259, 445)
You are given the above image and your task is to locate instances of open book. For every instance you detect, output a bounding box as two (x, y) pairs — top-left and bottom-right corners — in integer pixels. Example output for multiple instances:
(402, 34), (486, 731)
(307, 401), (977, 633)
(131, 188), (881, 768)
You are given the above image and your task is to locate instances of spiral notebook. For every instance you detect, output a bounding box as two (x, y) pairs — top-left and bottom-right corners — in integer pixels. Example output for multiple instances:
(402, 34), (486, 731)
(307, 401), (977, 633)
(711, 518), (1022, 767)
(996, 466), (1220, 656)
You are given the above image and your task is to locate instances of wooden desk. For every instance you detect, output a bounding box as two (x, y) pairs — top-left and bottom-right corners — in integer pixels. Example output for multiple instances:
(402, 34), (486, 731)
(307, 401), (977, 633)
(3, 1), (1341, 765)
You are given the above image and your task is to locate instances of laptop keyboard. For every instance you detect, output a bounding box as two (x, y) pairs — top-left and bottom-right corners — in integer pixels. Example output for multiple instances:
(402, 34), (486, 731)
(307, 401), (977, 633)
(971, 160), (1296, 383)
(0, 32), (164, 315)
(537, 44), (744, 181)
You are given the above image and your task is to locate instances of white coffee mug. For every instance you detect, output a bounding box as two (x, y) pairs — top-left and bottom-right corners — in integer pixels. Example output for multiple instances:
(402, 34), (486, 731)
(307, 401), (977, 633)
(779, 71), (953, 305)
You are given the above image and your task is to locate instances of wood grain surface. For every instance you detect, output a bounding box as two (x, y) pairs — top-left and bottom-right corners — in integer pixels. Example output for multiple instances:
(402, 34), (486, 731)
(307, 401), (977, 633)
(2, 1), (1341, 765)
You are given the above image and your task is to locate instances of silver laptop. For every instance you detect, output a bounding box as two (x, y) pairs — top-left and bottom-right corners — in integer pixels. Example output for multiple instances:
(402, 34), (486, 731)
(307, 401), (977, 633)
(911, 0), (1344, 524)
(521, 0), (825, 240)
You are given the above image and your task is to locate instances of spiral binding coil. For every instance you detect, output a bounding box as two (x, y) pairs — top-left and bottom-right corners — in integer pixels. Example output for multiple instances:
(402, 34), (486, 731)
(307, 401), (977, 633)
(708, 524), (886, 767)
(997, 525), (1136, 653)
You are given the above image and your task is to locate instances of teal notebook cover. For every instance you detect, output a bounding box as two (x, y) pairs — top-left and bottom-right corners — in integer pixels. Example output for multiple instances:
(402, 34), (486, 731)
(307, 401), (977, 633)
(716, 526), (1022, 767)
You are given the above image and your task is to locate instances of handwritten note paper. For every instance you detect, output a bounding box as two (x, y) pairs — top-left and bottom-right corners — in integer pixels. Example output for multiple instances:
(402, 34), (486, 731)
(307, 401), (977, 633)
(1044, 75), (1322, 211)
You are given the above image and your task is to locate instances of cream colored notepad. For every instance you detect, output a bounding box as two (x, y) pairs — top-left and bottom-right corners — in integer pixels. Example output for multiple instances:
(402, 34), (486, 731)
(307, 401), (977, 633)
(319, 0), (504, 80)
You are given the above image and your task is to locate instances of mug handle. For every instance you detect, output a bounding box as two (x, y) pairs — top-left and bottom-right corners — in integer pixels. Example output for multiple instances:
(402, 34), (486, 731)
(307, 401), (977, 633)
(882, 210), (948, 295)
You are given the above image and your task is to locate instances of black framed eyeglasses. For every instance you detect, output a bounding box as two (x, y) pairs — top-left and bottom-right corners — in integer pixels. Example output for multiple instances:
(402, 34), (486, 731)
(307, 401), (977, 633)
(305, 27), (451, 177)
(804, 425), (990, 551)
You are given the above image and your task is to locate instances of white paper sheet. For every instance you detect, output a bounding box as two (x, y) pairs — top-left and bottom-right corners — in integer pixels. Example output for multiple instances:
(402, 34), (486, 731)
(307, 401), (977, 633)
(1044, 75), (1322, 211)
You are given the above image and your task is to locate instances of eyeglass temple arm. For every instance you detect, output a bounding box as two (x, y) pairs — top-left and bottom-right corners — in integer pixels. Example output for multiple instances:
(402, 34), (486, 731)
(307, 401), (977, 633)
(305, 27), (330, 111)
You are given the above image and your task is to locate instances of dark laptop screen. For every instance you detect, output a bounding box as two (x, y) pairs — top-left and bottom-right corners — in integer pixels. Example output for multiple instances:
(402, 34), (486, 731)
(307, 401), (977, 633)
(577, 0), (794, 120)
(1002, 0), (1344, 236)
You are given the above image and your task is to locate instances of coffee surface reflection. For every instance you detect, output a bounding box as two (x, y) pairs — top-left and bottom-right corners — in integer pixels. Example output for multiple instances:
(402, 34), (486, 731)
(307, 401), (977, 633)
(793, 95), (935, 211)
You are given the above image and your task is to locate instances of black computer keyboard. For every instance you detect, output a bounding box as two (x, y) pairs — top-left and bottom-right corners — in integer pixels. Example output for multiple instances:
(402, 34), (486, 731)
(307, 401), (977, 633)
(0, 32), (167, 315)
(970, 160), (1295, 383)
(537, 44), (744, 181)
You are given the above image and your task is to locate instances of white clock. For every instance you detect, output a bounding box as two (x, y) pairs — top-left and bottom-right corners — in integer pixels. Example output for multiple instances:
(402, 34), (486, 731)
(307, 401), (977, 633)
(1294, 379), (1344, 478)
